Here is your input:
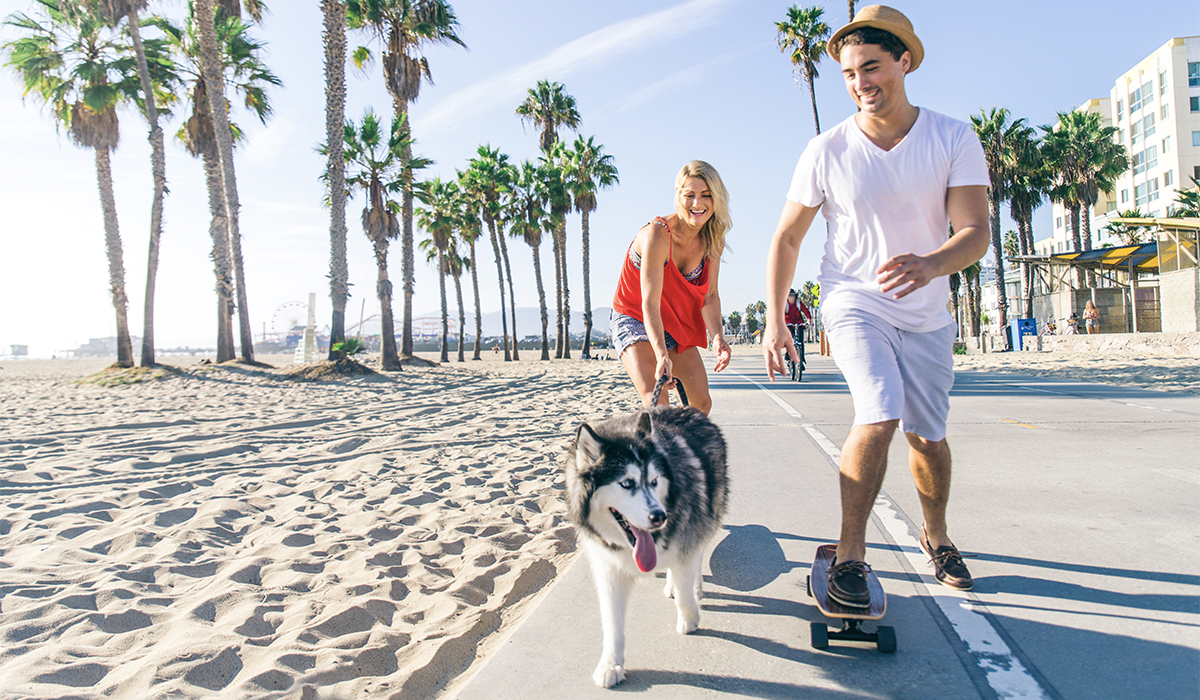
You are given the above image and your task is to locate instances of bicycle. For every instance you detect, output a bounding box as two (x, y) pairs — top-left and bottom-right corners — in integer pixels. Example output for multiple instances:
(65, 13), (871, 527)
(786, 323), (806, 382)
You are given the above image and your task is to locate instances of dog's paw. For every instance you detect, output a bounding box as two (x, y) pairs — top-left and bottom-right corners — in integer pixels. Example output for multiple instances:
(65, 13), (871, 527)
(593, 663), (625, 688)
(676, 614), (699, 635)
(662, 581), (675, 598)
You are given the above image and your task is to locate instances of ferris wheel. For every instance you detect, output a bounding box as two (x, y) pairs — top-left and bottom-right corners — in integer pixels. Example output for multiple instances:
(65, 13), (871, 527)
(271, 301), (309, 335)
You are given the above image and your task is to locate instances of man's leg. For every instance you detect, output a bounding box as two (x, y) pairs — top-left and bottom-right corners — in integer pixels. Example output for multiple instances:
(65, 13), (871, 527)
(836, 420), (899, 563)
(906, 433), (953, 548)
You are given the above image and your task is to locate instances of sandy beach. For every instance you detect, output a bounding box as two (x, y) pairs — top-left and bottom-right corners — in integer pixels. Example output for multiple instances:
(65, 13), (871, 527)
(1, 342), (1195, 699)
(0, 352), (630, 699)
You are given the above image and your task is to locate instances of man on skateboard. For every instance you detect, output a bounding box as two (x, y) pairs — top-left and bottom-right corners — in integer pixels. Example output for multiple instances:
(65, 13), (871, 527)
(763, 5), (990, 607)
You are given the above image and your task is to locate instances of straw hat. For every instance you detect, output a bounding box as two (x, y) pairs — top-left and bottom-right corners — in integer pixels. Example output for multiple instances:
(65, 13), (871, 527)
(827, 5), (924, 73)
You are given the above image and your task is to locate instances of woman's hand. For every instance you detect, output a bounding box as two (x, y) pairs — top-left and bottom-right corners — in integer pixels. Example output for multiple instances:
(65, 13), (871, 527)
(712, 336), (731, 373)
(653, 353), (675, 403)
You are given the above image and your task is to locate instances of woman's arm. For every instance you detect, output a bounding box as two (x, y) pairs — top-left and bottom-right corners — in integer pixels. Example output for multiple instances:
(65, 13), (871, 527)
(700, 255), (731, 372)
(638, 222), (673, 378)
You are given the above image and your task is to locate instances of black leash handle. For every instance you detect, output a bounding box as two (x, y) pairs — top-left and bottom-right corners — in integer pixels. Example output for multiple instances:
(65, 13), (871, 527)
(650, 373), (689, 407)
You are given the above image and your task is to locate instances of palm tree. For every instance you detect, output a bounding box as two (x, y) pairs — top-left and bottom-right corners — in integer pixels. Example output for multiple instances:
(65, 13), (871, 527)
(461, 145), (517, 361)
(517, 80), (581, 357)
(1006, 128), (1049, 319)
(194, 0), (257, 361)
(508, 160), (551, 360)
(1170, 177), (1200, 217)
(4, 0), (146, 367)
(564, 135), (618, 358)
(416, 176), (459, 363)
(540, 146), (572, 358)
(155, 7), (278, 363)
(971, 107), (1031, 332)
(1041, 110), (1128, 288)
(347, 0), (465, 359)
(341, 109), (425, 371)
(96, 0), (172, 367)
(727, 310), (742, 335)
(516, 79), (581, 150)
(444, 243), (468, 362)
(776, 5), (829, 136)
(1103, 209), (1149, 245)
(322, 0), (349, 359)
(847, 0), (857, 21)
(454, 177), (484, 360)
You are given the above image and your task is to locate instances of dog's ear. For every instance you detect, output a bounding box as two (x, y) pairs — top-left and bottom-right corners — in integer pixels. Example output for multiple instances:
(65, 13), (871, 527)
(574, 423), (603, 468)
(635, 412), (653, 440)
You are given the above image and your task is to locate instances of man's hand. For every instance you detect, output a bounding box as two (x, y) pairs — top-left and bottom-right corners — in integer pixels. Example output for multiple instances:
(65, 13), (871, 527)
(712, 336), (731, 373)
(762, 320), (799, 382)
(876, 252), (940, 299)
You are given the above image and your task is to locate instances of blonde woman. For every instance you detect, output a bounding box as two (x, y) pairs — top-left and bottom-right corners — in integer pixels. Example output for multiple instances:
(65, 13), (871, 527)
(1084, 299), (1100, 334)
(610, 161), (732, 414)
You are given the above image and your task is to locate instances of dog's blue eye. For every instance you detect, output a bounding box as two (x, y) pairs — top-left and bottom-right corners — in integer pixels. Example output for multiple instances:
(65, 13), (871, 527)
(650, 478), (658, 488)
(620, 478), (636, 489)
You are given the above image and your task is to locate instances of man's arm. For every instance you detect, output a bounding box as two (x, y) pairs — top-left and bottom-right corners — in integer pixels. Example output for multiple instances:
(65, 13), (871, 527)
(764, 199), (821, 380)
(876, 185), (989, 299)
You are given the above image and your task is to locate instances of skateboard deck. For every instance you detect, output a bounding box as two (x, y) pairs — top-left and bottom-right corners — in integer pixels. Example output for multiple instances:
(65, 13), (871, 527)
(806, 544), (895, 652)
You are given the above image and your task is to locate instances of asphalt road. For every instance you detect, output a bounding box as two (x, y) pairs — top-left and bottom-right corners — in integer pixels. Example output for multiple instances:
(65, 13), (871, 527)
(455, 352), (1200, 699)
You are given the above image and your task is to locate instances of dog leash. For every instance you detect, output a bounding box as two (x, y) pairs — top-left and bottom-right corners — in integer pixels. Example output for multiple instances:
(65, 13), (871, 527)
(650, 373), (689, 407)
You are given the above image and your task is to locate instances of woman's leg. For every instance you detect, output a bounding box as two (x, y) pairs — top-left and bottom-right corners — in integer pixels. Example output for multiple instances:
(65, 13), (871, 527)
(619, 341), (669, 407)
(668, 347), (713, 414)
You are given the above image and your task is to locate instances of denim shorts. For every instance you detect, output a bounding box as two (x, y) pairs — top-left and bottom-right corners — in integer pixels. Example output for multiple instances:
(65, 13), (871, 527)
(610, 311), (677, 358)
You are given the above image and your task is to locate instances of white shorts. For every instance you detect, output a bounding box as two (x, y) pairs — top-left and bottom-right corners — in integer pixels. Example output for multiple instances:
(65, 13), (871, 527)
(824, 308), (956, 442)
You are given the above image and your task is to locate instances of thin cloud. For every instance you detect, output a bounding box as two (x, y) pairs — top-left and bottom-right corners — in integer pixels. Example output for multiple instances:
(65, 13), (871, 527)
(594, 42), (761, 119)
(411, 0), (735, 139)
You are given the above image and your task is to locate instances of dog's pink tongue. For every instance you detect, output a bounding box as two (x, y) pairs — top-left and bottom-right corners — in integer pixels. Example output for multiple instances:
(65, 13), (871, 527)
(632, 526), (656, 572)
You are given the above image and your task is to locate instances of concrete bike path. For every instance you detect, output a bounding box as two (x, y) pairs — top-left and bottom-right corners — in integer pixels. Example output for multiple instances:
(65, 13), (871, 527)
(454, 352), (1200, 699)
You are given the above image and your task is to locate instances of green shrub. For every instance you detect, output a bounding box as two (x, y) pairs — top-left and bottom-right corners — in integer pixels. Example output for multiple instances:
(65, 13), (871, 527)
(332, 338), (366, 356)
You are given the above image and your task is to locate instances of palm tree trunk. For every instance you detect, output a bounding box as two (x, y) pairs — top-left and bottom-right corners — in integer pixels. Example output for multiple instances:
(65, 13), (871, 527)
(469, 237), (482, 360)
(551, 226), (563, 358)
(127, 10), (166, 368)
(375, 239), (401, 370)
(437, 248), (449, 363)
(498, 229), (519, 360)
(196, 0), (254, 362)
(454, 271), (465, 362)
(848, 0), (856, 21)
(323, 0), (349, 359)
(486, 219), (511, 361)
(1069, 205), (1084, 287)
(95, 146), (135, 368)
(560, 222), (571, 359)
(806, 76), (821, 135)
(580, 208), (593, 358)
(1081, 199), (1096, 288)
(532, 243), (550, 360)
(203, 154), (235, 362)
(972, 275), (983, 341)
(950, 272), (961, 339)
(400, 137), (415, 357)
(1017, 216), (1033, 321)
(989, 198), (1008, 332)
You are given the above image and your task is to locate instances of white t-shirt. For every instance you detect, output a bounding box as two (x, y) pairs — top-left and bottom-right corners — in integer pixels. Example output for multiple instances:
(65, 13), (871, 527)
(786, 108), (989, 333)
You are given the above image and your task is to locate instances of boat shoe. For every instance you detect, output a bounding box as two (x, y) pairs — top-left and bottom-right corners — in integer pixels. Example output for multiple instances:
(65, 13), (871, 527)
(919, 525), (973, 590)
(827, 559), (872, 608)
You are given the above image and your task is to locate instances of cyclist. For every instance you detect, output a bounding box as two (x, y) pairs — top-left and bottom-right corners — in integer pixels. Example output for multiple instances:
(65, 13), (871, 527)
(784, 289), (811, 373)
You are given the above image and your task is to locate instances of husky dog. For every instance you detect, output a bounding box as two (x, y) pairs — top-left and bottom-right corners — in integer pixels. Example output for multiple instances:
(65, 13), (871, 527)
(565, 379), (728, 688)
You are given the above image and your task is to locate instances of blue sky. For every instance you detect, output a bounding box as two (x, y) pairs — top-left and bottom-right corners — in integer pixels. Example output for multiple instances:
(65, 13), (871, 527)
(0, 0), (1195, 356)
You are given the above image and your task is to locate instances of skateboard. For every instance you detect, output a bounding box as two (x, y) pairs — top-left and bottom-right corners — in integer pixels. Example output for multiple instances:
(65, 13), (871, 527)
(806, 544), (896, 652)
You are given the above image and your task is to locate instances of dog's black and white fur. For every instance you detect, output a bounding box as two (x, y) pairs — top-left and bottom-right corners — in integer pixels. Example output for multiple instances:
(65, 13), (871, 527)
(565, 382), (728, 688)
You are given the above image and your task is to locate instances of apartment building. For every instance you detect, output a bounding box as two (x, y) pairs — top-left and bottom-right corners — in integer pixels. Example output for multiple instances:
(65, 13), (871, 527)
(1039, 36), (1200, 256)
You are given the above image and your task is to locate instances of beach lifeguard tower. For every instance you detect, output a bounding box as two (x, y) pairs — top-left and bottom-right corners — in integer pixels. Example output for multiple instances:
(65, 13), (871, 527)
(294, 293), (319, 363)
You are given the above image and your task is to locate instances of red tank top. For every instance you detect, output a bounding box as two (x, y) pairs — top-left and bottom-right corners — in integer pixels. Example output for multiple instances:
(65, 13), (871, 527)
(612, 217), (710, 352)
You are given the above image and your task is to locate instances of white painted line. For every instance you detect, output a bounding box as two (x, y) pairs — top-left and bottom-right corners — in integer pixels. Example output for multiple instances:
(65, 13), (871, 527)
(733, 371), (1051, 700)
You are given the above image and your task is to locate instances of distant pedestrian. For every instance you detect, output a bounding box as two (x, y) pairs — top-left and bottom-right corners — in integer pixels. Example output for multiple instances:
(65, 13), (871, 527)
(1084, 300), (1100, 334)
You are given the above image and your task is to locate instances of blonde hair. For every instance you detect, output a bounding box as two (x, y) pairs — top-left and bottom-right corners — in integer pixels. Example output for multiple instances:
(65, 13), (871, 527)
(675, 160), (732, 261)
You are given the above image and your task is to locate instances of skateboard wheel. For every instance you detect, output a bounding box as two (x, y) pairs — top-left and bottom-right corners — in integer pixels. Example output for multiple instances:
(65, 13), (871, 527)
(805, 576), (812, 598)
(810, 622), (828, 649)
(877, 625), (896, 653)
